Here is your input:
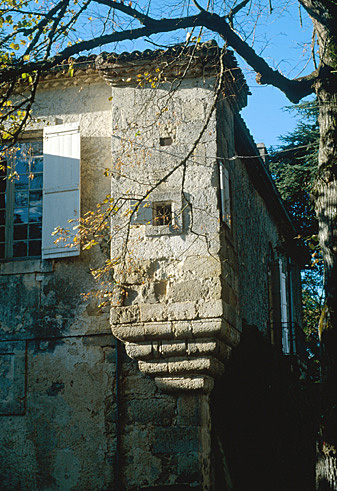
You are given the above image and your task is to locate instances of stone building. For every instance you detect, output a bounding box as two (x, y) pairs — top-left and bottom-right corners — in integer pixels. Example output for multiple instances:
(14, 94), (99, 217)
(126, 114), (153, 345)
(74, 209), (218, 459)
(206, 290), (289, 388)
(0, 44), (304, 490)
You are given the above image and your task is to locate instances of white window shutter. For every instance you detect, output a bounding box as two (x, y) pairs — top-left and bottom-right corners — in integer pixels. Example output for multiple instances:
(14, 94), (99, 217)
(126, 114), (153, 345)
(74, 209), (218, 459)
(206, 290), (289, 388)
(279, 259), (290, 354)
(219, 162), (231, 227)
(42, 123), (80, 259)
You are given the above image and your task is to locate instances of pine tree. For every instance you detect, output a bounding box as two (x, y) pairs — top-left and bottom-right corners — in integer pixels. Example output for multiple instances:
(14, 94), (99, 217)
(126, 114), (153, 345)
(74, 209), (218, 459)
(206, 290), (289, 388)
(269, 101), (319, 238)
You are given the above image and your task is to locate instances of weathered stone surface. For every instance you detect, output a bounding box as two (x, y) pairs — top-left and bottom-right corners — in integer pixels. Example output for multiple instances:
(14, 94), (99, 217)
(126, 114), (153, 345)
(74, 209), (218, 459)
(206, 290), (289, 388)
(139, 356), (224, 377)
(155, 376), (214, 394)
(152, 427), (200, 454)
(177, 393), (210, 426)
(0, 341), (26, 415)
(111, 322), (172, 342)
(197, 299), (224, 318)
(140, 303), (168, 322)
(158, 340), (187, 357)
(110, 305), (140, 324)
(125, 398), (176, 426)
(167, 301), (197, 321)
(125, 342), (153, 360)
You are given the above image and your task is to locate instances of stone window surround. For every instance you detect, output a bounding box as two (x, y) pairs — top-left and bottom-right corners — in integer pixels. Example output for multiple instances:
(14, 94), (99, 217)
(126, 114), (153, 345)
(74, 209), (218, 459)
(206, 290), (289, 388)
(131, 190), (184, 237)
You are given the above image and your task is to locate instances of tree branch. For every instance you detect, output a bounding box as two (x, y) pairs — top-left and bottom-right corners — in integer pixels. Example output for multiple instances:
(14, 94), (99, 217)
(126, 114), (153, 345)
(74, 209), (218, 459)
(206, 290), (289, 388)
(299, 0), (337, 31)
(94, 0), (156, 25)
(226, 0), (250, 28)
(191, 0), (206, 12)
(0, 8), (317, 103)
(202, 11), (317, 102)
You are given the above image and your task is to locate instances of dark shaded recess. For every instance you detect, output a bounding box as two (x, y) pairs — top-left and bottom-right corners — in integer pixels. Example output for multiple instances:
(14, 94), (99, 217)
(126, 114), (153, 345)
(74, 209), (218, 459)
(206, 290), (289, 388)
(159, 137), (173, 146)
(318, 478), (336, 491)
(211, 324), (317, 491)
(140, 486), (201, 490)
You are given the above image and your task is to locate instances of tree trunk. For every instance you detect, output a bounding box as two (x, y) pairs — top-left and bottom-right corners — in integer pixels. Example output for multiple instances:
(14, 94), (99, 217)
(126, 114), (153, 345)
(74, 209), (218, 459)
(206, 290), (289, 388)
(315, 43), (337, 489)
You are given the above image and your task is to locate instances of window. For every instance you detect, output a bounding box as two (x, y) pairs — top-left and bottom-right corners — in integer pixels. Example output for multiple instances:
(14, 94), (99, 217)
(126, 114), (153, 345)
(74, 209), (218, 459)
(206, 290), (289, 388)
(267, 256), (292, 355)
(153, 202), (173, 226)
(279, 259), (290, 354)
(130, 191), (182, 236)
(0, 122), (81, 261)
(219, 161), (231, 228)
(0, 141), (43, 260)
(159, 136), (173, 146)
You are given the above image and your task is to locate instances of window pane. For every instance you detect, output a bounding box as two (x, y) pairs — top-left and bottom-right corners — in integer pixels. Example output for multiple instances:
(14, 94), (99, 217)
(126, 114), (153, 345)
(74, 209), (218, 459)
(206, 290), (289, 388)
(4, 139), (43, 259)
(29, 223), (42, 239)
(31, 157), (43, 172)
(14, 224), (27, 240)
(28, 240), (41, 257)
(153, 203), (172, 226)
(15, 192), (29, 207)
(29, 190), (42, 207)
(13, 241), (27, 257)
(30, 173), (43, 190)
(15, 174), (29, 191)
(30, 141), (43, 155)
(15, 159), (29, 175)
(14, 208), (29, 224)
(0, 243), (4, 259)
(29, 206), (42, 223)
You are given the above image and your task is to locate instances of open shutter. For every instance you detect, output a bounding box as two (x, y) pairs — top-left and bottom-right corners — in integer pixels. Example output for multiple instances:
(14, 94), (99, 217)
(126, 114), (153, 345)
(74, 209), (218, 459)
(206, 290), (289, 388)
(42, 123), (80, 259)
(219, 162), (231, 227)
(279, 259), (290, 354)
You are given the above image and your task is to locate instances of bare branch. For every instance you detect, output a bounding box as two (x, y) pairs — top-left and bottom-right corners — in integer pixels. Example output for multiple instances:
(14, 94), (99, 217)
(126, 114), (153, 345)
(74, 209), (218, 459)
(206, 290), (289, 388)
(94, 0), (156, 25)
(226, 0), (250, 28)
(0, 8), (317, 103)
(312, 27), (318, 70)
(192, 0), (206, 12)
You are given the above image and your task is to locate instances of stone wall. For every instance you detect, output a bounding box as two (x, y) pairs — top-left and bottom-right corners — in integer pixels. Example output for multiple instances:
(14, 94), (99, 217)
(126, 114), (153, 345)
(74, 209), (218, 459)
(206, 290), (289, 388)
(0, 77), (119, 490)
(107, 78), (241, 489)
(216, 103), (303, 339)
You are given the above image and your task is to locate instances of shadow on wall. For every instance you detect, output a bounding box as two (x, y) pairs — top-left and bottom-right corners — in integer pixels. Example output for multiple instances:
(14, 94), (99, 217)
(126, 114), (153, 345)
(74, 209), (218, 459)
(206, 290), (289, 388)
(211, 324), (317, 491)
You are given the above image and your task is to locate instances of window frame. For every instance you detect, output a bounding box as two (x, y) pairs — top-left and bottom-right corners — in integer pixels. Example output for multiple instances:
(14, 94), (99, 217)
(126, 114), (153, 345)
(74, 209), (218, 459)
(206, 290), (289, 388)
(1, 133), (43, 261)
(0, 122), (81, 262)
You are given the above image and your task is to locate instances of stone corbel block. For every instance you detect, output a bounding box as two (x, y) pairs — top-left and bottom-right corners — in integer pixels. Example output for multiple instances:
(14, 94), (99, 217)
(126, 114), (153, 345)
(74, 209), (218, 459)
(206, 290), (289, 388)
(155, 375), (214, 394)
(111, 312), (240, 393)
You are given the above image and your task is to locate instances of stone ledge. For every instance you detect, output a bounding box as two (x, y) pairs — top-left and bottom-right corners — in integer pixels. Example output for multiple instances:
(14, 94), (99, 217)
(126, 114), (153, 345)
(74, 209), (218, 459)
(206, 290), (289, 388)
(111, 318), (240, 346)
(155, 375), (214, 393)
(138, 356), (224, 377)
(110, 299), (232, 325)
(124, 338), (232, 361)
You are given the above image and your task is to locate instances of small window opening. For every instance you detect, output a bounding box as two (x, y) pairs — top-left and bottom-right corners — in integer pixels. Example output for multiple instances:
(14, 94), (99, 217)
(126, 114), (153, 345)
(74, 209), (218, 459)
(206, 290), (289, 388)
(160, 137), (173, 147)
(153, 202), (172, 226)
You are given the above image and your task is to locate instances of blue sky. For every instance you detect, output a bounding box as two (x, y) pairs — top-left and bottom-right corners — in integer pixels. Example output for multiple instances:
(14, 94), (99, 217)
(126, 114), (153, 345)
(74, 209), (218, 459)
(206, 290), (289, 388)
(136, 2), (316, 149)
(14, 0), (314, 149)
(238, 2), (315, 148)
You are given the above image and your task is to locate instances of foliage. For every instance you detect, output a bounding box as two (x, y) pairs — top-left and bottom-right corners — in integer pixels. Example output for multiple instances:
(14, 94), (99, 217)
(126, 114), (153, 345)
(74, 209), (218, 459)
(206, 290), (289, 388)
(269, 100), (324, 367)
(269, 100), (319, 238)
